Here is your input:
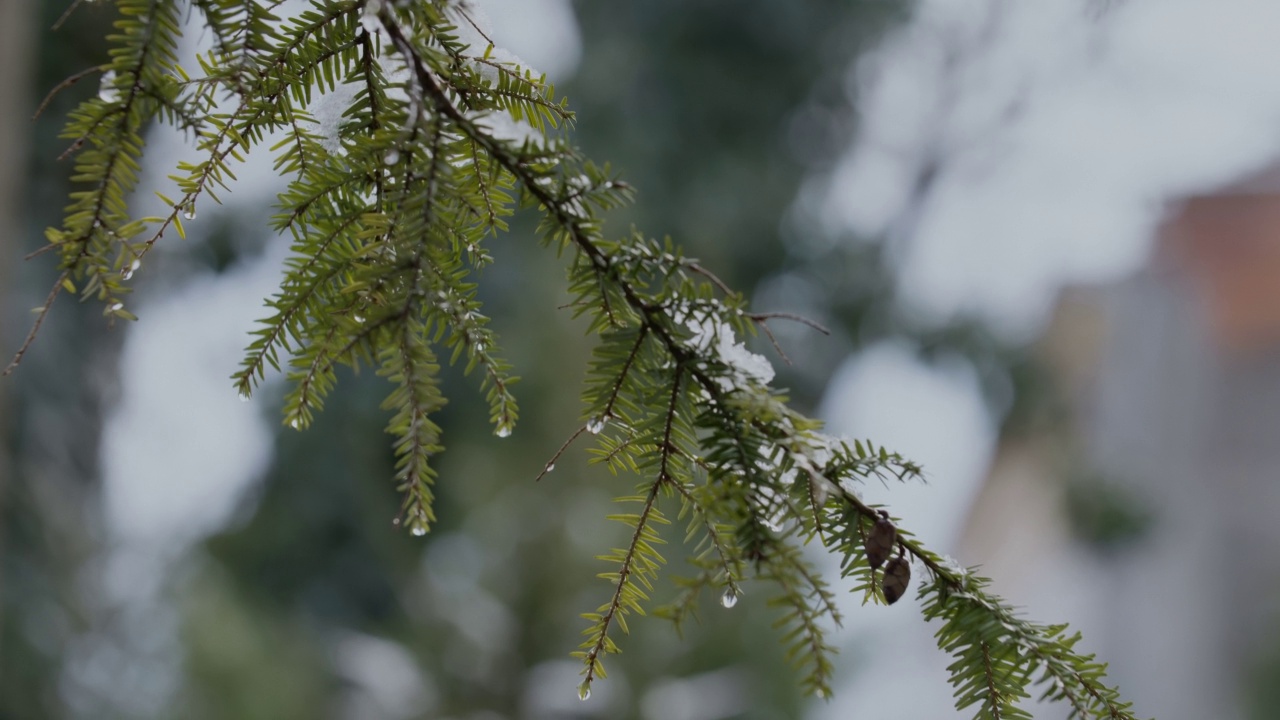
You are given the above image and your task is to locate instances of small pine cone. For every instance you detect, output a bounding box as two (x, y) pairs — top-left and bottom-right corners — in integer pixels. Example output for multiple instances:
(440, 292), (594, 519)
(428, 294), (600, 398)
(882, 555), (911, 605)
(865, 512), (896, 570)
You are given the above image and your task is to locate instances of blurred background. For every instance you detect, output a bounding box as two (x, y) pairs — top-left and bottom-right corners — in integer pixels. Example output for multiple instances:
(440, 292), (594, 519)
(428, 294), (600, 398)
(5, 0), (1280, 718)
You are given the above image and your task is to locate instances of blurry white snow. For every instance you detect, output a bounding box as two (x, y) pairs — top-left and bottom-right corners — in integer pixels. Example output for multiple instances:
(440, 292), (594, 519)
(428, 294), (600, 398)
(468, 0), (581, 80)
(811, 0), (1280, 717)
(100, 246), (284, 548)
(818, 342), (994, 550)
(640, 668), (750, 720)
(332, 631), (437, 720)
(521, 659), (629, 717)
(824, 0), (1280, 338)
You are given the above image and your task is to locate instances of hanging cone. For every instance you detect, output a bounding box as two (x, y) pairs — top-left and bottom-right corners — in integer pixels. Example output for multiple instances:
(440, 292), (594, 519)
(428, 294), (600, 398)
(865, 511), (896, 570)
(882, 555), (911, 605)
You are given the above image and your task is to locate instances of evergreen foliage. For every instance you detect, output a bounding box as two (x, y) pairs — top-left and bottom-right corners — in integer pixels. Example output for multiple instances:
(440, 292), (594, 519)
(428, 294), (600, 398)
(12, 1), (1144, 716)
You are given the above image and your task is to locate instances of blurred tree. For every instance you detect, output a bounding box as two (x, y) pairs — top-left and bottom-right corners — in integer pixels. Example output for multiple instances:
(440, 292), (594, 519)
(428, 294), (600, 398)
(1, 2), (132, 718)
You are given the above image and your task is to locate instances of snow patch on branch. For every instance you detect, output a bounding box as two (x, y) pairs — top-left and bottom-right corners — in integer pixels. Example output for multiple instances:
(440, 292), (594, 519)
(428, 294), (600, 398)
(683, 316), (776, 390)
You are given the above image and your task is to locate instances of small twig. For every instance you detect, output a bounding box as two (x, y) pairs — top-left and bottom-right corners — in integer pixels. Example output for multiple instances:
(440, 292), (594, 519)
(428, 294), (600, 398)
(4, 272), (69, 376)
(669, 478), (741, 599)
(33, 66), (103, 120)
(601, 327), (648, 420)
(454, 5), (495, 48)
(755, 318), (791, 365)
(534, 425), (587, 482)
(745, 311), (830, 335)
(24, 244), (57, 261)
(51, 0), (89, 31)
(686, 261), (733, 296)
(57, 137), (87, 162)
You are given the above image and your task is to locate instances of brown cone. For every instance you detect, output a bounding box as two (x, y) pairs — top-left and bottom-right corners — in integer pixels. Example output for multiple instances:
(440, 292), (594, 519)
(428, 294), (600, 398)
(865, 513), (896, 570)
(882, 555), (911, 605)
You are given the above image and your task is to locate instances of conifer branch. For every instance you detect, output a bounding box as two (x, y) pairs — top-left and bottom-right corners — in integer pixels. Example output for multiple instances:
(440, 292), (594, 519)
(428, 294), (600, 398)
(15, 3), (1147, 714)
(983, 642), (1004, 720)
(576, 368), (686, 694)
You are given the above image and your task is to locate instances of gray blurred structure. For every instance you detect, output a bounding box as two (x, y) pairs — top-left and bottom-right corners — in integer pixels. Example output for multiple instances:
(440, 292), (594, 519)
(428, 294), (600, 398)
(961, 157), (1280, 720)
(0, 0), (36, 686)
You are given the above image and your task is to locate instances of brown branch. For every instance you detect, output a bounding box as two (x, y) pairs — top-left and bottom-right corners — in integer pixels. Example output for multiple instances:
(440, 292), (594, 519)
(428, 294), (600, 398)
(4, 272), (69, 376)
(454, 5), (495, 48)
(534, 425), (587, 482)
(745, 311), (830, 335)
(601, 327), (648, 420)
(685, 261), (733, 296)
(24, 244), (57, 261)
(33, 66), (102, 120)
(51, 0), (89, 31)
(755, 318), (791, 365)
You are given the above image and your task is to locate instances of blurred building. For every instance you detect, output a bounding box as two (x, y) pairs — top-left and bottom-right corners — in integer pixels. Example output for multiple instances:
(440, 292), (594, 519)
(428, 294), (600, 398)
(960, 159), (1280, 720)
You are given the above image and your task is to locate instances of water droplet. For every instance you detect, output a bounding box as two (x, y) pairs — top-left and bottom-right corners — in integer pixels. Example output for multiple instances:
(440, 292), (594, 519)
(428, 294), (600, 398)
(109, 302), (124, 311)
(391, 517), (401, 526)
(586, 416), (607, 434)
(289, 417), (301, 430)
(720, 589), (738, 608)
(238, 390), (251, 402)
(353, 314), (366, 324)
(182, 203), (196, 220)
(410, 526), (427, 537)
(577, 680), (591, 701)
(814, 688), (827, 699)
(544, 463), (555, 473)
(495, 426), (512, 438)
(383, 149), (400, 165)
(98, 70), (118, 102)
(122, 259), (141, 280)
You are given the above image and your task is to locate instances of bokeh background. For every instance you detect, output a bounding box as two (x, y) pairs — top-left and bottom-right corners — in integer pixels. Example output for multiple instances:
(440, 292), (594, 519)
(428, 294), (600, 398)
(6, 1), (1280, 718)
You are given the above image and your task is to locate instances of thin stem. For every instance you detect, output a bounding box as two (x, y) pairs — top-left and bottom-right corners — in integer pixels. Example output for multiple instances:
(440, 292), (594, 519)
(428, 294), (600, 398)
(33, 66), (102, 120)
(534, 425), (587, 482)
(4, 272), (68, 376)
(745, 311), (831, 335)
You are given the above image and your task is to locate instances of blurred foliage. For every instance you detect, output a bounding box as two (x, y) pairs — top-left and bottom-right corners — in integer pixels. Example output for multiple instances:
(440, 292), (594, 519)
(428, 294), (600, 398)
(1062, 470), (1153, 555)
(1, 2), (125, 718)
